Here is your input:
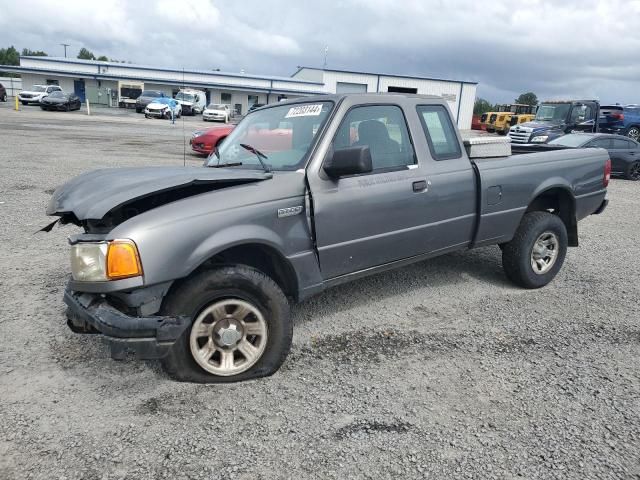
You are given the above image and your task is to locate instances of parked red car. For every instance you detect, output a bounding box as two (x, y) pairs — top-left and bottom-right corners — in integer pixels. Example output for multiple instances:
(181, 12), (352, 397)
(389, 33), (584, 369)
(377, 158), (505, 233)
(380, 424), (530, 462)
(190, 125), (236, 155)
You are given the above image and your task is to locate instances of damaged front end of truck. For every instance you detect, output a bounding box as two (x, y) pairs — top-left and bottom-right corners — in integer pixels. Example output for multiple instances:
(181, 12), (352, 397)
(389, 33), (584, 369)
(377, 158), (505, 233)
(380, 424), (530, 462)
(45, 166), (273, 359)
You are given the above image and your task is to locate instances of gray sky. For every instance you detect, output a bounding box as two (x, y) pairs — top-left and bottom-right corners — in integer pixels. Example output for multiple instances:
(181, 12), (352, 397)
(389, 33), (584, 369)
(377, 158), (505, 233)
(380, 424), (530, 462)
(2, 0), (639, 104)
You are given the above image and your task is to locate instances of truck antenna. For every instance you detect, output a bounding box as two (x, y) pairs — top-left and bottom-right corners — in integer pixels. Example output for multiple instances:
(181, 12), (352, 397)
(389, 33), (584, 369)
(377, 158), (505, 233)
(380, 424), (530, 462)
(182, 67), (186, 167)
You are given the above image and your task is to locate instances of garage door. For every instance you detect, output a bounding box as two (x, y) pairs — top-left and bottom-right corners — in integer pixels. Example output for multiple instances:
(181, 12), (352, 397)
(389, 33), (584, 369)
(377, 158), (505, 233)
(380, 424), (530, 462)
(336, 82), (368, 93)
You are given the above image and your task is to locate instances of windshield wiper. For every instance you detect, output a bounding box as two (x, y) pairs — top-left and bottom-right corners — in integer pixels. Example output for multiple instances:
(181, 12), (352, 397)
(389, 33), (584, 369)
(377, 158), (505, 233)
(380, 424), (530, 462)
(240, 143), (271, 173)
(210, 161), (243, 168)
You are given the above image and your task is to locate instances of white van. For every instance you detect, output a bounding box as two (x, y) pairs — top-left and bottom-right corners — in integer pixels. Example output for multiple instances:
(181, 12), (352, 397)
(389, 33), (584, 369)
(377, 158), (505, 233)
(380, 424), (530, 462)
(174, 89), (207, 115)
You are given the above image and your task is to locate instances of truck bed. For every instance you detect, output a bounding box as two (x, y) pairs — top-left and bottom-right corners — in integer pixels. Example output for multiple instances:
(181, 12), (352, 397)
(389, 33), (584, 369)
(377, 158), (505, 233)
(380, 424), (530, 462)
(471, 147), (608, 247)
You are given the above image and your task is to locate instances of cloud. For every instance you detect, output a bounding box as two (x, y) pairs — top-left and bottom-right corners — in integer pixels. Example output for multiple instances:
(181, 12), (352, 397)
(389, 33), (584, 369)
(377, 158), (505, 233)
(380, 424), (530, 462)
(1, 0), (639, 103)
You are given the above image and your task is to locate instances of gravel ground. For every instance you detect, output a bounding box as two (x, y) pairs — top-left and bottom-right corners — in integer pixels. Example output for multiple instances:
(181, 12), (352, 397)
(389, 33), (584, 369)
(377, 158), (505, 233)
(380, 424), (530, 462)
(0, 102), (639, 480)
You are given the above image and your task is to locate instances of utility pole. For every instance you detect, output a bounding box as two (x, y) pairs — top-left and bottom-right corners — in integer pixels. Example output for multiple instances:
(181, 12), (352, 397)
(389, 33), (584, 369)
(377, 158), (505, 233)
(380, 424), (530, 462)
(60, 43), (70, 58)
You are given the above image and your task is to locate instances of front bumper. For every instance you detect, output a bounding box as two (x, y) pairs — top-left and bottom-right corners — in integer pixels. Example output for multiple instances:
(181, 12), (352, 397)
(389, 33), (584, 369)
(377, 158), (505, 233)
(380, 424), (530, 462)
(190, 137), (212, 154)
(204, 113), (226, 121)
(19, 95), (43, 103)
(145, 109), (167, 118)
(64, 288), (189, 360)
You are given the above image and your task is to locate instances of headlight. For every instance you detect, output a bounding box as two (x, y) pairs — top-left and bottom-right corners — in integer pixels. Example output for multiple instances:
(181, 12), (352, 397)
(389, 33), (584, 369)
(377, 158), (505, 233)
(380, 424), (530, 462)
(71, 242), (108, 281)
(531, 135), (549, 143)
(70, 240), (142, 282)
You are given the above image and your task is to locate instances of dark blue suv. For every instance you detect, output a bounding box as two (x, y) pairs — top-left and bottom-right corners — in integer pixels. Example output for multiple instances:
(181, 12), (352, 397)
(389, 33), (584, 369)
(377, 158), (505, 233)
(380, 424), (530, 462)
(599, 105), (640, 141)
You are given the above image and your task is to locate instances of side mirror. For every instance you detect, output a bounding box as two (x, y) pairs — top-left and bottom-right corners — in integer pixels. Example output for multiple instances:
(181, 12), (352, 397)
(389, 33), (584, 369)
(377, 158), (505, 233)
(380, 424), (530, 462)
(324, 146), (373, 178)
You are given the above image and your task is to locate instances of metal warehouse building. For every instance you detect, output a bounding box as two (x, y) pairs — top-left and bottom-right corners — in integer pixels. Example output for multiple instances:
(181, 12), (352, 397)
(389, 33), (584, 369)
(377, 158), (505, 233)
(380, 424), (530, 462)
(3, 56), (477, 128)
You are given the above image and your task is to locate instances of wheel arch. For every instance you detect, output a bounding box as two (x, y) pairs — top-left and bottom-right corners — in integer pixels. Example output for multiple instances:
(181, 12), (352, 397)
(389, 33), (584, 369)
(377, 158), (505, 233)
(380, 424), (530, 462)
(525, 185), (577, 246)
(170, 240), (300, 302)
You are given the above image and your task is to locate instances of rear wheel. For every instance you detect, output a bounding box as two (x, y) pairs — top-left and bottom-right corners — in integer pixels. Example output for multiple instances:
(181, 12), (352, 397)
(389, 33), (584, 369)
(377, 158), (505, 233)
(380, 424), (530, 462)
(161, 266), (292, 383)
(1, 93), (6, 102)
(626, 126), (640, 142)
(625, 161), (640, 181)
(502, 212), (568, 289)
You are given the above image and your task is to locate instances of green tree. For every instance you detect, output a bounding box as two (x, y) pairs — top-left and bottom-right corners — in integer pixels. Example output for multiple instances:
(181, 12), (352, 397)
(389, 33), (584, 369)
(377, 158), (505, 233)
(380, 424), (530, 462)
(0, 46), (20, 65)
(474, 98), (493, 115)
(96, 55), (109, 61)
(515, 92), (538, 106)
(21, 48), (47, 56)
(77, 48), (95, 60)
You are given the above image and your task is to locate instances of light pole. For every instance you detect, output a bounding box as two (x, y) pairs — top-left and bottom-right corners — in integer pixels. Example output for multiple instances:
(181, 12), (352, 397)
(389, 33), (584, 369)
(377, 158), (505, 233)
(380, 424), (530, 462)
(60, 43), (70, 58)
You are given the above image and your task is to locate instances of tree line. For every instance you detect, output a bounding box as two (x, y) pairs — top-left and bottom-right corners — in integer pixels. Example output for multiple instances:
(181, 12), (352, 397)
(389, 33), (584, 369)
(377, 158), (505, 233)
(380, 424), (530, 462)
(0, 45), (128, 76)
(474, 92), (539, 114)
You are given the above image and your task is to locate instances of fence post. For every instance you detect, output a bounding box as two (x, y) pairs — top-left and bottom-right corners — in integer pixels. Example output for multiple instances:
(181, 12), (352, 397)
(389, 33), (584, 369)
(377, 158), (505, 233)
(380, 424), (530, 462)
(86, 98), (91, 116)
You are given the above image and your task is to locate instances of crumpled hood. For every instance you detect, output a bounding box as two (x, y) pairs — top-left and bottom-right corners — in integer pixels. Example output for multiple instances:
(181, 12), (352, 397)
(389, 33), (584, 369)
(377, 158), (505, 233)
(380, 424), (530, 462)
(47, 167), (272, 221)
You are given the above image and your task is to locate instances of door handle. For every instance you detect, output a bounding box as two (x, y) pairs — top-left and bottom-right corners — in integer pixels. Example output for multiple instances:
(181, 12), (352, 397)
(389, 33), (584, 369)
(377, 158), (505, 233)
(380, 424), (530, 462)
(413, 180), (427, 192)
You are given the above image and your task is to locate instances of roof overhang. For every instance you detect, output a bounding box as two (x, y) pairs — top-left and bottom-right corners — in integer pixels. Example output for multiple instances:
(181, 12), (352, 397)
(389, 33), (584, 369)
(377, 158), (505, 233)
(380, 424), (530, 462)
(0, 65), (326, 96)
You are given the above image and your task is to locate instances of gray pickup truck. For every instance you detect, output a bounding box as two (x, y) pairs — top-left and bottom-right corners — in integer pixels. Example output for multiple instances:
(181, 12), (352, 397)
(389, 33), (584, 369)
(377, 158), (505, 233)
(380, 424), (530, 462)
(47, 93), (609, 383)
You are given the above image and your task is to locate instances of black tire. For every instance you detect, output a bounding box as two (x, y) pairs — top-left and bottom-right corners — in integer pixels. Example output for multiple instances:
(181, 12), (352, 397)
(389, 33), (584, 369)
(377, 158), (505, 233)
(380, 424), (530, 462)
(136, 107), (142, 113)
(626, 126), (640, 142)
(161, 265), (292, 383)
(625, 161), (640, 181)
(40, 106), (46, 110)
(65, 104), (70, 112)
(145, 114), (149, 118)
(1, 94), (6, 102)
(502, 212), (568, 289)
(21, 101), (28, 106)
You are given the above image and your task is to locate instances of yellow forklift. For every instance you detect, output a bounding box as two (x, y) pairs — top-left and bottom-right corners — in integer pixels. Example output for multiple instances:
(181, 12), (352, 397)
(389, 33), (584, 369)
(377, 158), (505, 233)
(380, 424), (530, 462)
(483, 104), (536, 135)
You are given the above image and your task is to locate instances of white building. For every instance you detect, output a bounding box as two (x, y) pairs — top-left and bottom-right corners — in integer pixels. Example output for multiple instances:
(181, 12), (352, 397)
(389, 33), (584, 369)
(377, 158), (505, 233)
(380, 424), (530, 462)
(3, 56), (477, 127)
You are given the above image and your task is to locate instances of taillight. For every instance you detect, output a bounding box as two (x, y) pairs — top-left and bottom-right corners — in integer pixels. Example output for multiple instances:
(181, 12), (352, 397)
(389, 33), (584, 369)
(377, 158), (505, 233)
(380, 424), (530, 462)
(604, 158), (611, 187)
(612, 112), (624, 121)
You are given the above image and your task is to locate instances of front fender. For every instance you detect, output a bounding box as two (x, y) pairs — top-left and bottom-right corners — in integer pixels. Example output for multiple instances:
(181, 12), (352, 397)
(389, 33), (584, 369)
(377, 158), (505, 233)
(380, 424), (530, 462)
(186, 224), (287, 275)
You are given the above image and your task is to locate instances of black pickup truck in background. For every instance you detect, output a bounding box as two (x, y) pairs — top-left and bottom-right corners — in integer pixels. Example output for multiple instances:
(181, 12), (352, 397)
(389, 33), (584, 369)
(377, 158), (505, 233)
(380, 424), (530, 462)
(509, 100), (600, 144)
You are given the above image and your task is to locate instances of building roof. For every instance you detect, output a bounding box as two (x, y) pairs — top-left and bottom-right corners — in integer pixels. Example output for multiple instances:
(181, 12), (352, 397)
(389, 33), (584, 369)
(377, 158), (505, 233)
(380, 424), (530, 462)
(20, 56), (325, 85)
(0, 64), (327, 96)
(293, 66), (478, 85)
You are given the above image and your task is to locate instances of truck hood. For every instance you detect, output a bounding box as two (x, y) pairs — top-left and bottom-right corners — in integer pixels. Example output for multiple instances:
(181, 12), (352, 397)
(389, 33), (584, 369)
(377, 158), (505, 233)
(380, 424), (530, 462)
(47, 167), (272, 223)
(518, 120), (565, 131)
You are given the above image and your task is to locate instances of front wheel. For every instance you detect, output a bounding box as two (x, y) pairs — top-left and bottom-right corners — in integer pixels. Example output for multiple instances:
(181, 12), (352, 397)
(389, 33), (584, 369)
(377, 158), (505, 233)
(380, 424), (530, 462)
(626, 126), (640, 142)
(625, 161), (640, 181)
(161, 266), (292, 383)
(1, 93), (6, 102)
(21, 101), (28, 106)
(502, 212), (568, 289)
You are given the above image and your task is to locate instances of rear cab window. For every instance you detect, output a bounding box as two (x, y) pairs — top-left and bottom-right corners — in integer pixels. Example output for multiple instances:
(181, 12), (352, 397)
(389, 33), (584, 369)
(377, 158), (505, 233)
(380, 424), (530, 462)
(416, 105), (462, 160)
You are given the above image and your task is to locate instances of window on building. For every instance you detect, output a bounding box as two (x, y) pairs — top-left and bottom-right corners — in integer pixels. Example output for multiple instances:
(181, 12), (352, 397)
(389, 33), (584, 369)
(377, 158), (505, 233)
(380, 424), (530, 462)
(333, 105), (415, 171)
(221, 93), (232, 104)
(416, 105), (462, 161)
(387, 86), (417, 94)
(248, 95), (259, 108)
(46, 79), (59, 86)
(278, 95), (288, 102)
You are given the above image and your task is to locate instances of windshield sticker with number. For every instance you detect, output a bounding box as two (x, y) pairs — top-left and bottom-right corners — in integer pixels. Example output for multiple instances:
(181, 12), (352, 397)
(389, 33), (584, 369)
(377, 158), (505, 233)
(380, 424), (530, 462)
(285, 104), (323, 118)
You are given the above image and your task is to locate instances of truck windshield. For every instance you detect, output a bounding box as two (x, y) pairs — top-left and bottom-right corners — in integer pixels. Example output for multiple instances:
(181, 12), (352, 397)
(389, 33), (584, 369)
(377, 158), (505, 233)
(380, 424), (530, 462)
(176, 92), (195, 102)
(207, 101), (333, 171)
(535, 104), (571, 121)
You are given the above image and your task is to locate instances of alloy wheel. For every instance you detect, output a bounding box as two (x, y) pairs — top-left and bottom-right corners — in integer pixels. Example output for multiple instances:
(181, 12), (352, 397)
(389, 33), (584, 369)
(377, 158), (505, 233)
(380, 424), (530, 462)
(530, 232), (559, 275)
(189, 299), (268, 376)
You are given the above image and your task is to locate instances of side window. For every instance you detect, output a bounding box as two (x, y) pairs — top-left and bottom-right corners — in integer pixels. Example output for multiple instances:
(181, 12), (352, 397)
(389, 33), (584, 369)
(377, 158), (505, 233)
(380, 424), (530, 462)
(333, 105), (415, 171)
(589, 139), (612, 149)
(613, 138), (632, 149)
(570, 105), (594, 123)
(416, 105), (462, 160)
